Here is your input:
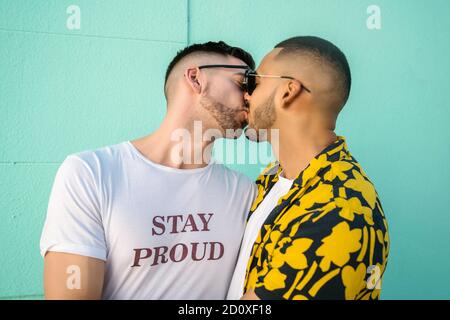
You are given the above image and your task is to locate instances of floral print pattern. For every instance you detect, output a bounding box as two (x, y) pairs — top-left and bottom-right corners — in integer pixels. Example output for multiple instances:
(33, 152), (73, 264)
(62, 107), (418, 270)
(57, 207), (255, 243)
(243, 137), (389, 300)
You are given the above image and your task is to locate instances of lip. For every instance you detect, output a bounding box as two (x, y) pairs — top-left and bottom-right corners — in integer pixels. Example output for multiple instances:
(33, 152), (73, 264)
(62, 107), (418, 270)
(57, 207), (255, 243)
(240, 109), (249, 121)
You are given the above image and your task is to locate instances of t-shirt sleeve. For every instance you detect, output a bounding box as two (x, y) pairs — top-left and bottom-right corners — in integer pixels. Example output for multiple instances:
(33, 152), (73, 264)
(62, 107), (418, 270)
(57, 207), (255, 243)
(40, 155), (107, 261)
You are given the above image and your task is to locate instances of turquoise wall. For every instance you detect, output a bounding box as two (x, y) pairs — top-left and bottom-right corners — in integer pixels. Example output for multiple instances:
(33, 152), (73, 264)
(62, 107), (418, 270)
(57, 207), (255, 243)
(1, 0), (449, 299)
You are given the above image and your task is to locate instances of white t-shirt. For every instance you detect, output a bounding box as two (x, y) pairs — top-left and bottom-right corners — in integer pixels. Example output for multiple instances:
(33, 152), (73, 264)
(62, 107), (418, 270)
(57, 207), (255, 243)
(40, 141), (257, 300)
(227, 173), (293, 300)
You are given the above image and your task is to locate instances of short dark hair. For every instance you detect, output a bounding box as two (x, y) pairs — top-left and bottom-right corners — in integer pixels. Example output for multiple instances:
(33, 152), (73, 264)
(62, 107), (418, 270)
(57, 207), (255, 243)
(165, 41), (255, 85)
(275, 36), (351, 106)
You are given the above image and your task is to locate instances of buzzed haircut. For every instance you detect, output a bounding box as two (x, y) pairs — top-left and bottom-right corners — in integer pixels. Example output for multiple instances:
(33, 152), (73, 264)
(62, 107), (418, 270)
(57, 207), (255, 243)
(165, 41), (255, 86)
(275, 36), (351, 107)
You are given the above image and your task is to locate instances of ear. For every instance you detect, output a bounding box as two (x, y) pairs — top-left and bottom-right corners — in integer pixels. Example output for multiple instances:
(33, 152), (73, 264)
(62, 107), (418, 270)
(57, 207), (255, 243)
(184, 67), (202, 94)
(280, 80), (302, 108)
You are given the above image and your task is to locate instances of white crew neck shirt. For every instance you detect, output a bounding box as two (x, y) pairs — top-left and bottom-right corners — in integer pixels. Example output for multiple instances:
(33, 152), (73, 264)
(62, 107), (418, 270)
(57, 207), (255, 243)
(227, 173), (293, 299)
(40, 141), (257, 299)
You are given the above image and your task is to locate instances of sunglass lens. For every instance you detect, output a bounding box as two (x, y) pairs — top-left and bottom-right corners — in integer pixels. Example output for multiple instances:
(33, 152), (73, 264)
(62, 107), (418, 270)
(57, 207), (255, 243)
(245, 71), (256, 95)
(249, 75), (256, 95)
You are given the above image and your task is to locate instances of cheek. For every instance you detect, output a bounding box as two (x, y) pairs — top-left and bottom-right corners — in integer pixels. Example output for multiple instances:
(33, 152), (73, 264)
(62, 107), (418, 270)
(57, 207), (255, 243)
(248, 84), (263, 106)
(233, 92), (246, 105)
(224, 87), (245, 106)
(249, 93), (262, 110)
(211, 81), (242, 103)
(250, 84), (273, 110)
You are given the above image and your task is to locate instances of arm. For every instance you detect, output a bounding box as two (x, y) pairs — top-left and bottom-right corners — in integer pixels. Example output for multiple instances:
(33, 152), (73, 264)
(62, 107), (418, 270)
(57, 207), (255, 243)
(44, 252), (105, 300)
(41, 156), (107, 299)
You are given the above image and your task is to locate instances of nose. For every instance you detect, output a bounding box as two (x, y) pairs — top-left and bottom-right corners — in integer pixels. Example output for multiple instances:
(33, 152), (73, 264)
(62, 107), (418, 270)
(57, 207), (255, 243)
(244, 91), (251, 104)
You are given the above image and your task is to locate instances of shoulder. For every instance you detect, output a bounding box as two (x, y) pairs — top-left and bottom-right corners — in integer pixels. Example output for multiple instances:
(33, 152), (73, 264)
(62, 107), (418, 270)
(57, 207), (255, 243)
(74, 141), (129, 166)
(213, 163), (256, 190)
(64, 142), (128, 170)
(254, 161), (280, 186)
(320, 158), (379, 213)
(57, 142), (129, 184)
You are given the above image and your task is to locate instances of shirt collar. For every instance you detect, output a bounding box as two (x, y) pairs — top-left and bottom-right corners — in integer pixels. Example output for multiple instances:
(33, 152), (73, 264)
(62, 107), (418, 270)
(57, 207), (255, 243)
(268, 136), (348, 189)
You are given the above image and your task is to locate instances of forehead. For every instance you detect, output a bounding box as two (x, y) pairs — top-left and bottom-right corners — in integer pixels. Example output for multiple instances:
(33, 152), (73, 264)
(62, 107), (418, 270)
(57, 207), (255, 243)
(226, 55), (249, 76)
(256, 48), (283, 73)
(203, 54), (248, 76)
(188, 53), (248, 68)
(226, 54), (248, 67)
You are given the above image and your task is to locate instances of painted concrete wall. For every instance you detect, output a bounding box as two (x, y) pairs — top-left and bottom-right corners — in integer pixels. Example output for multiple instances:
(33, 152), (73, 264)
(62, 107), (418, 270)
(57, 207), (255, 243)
(1, 0), (449, 299)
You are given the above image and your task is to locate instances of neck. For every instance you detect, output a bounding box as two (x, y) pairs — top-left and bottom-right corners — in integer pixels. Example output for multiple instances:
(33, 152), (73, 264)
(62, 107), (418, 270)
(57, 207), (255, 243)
(271, 125), (337, 180)
(131, 110), (215, 170)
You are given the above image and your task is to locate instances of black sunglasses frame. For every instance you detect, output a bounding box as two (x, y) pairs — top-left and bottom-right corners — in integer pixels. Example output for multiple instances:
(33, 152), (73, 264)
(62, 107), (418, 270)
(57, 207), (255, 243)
(243, 69), (312, 95)
(197, 64), (311, 95)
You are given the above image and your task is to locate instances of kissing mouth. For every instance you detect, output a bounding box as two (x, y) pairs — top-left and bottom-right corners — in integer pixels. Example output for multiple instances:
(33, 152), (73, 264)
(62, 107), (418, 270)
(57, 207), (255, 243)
(243, 110), (249, 123)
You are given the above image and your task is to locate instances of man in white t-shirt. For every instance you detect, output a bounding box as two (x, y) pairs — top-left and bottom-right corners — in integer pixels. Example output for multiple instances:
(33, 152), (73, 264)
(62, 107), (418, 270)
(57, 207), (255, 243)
(40, 41), (258, 299)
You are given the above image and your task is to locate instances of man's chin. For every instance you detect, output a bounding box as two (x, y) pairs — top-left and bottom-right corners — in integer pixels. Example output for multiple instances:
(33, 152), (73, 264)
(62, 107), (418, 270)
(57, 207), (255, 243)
(244, 126), (266, 142)
(222, 127), (244, 140)
(225, 119), (250, 139)
(229, 129), (244, 140)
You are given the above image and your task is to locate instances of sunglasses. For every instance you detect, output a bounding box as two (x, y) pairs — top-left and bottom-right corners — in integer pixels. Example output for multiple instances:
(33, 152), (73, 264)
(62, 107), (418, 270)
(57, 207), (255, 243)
(198, 64), (312, 95)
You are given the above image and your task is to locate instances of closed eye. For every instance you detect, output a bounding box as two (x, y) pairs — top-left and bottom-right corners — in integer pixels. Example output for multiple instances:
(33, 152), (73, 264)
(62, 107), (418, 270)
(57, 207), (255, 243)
(236, 82), (246, 91)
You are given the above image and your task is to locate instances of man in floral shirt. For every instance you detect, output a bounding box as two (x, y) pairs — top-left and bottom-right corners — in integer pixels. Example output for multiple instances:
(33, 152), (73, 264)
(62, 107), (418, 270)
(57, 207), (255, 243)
(227, 36), (389, 300)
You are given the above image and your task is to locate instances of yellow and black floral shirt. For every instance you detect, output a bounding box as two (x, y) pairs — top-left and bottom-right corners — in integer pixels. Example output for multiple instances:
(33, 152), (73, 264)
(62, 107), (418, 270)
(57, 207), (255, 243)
(243, 136), (389, 300)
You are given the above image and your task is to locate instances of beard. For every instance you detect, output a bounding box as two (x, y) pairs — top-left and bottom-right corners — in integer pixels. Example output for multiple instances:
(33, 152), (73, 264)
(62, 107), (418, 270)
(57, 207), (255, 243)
(244, 91), (277, 142)
(199, 95), (247, 139)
